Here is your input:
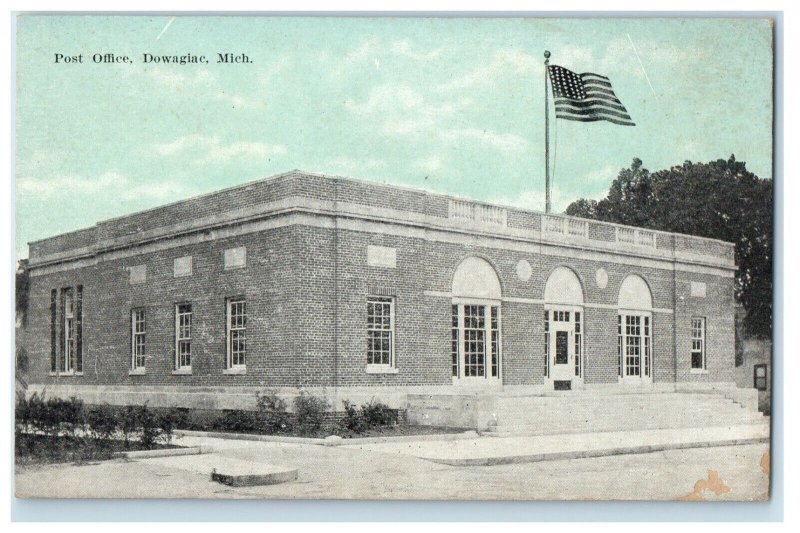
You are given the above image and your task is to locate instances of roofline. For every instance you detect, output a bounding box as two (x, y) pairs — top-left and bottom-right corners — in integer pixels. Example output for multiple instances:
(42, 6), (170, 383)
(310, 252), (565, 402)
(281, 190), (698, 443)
(27, 169), (736, 249)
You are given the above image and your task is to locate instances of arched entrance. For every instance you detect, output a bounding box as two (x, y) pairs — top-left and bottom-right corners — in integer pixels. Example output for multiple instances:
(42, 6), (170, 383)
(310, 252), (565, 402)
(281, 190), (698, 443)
(544, 267), (585, 389)
(618, 275), (654, 384)
(450, 257), (502, 383)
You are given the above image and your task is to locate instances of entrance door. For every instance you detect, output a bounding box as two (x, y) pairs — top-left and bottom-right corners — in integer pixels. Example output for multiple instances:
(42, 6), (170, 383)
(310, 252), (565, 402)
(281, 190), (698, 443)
(550, 322), (574, 386)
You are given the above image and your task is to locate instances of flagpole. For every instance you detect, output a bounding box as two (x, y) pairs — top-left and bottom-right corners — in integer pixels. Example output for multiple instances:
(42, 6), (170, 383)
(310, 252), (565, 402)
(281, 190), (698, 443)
(544, 50), (551, 214)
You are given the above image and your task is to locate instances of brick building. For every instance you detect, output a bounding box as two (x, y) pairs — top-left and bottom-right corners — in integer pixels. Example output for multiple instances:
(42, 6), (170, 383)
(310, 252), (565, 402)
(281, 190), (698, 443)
(22, 170), (741, 420)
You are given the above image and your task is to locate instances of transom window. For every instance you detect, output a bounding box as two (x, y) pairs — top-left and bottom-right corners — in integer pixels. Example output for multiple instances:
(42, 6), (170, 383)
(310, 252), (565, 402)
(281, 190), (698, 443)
(367, 297), (395, 367)
(227, 298), (247, 368)
(691, 317), (706, 370)
(553, 310), (571, 322)
(175, 303), (192, 370)
(131, 309), (146, 370)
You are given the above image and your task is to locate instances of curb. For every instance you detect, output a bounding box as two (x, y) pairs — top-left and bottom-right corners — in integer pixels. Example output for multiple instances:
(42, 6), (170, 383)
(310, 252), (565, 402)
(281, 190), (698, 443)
(175, 429), (477, 446)
(114, 446), (210, 459)
(211, 467), (299, 487)
(422, 436), (771, 466)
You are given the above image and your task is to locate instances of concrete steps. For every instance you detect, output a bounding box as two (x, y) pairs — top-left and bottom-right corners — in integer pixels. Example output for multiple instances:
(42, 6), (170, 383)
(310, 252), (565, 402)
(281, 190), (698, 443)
(485, 392), (767, 436)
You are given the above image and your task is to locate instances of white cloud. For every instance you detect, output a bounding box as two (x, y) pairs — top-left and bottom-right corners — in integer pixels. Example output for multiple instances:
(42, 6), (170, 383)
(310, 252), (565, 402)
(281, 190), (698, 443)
(436, 49), (538, 92)
(321, 156), (388, 176)
(413, 155), (444, 174)
(17, 171), (185, 201)
(146, 66), (263, 109)
(154, 135), (287, 162)
(582, 164), (619, 184)
(440, 128), (529, 152)
(390, 39), (443, 62)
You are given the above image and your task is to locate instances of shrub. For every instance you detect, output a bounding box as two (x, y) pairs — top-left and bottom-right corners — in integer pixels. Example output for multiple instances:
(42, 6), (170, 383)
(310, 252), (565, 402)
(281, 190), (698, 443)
(256, 389), (292, 433)
(119, 405), (141, 448)
(85, 405), (118, 443)
(360, 400), (396, 427)
(293, 391), (329, 435)
(220, 409), (262, 433)
(340, 400), (368, 433)
(138, 405), (163, 449)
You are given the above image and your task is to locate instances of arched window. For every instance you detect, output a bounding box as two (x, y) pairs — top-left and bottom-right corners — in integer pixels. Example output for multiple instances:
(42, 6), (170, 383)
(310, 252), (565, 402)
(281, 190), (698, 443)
(450, 257), (502, 381)
(617, 275), (654, 382)
(543, 267), (585, 385)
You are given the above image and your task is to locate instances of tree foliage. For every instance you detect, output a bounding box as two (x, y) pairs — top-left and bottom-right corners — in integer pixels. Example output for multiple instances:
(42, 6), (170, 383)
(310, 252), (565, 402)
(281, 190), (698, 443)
(16, 259), (29, 327)
(565, 156), (772, 338)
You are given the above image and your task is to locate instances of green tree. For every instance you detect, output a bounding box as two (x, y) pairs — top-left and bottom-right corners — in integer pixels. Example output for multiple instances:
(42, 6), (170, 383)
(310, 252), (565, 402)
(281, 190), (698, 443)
(566, 155), (772, 338)
(16, 259), (29, 328)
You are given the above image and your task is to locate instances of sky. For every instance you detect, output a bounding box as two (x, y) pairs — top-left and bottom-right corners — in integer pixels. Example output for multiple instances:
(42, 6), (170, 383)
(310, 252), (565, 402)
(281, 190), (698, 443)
(14, 16), (773, 259)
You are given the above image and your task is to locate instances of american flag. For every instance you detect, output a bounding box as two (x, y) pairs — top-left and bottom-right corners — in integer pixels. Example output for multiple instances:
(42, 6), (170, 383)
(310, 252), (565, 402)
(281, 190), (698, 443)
(547, 65), (635, 126)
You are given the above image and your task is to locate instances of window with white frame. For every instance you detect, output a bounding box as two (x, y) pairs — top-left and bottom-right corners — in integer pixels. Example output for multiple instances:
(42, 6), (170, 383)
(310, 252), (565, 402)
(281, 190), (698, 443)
(451, 303), (501, 379)
(691, 317), (706, 370)
(451, 304), (459, 377)
(131, 308), (146, 370)
(227, 298), (247, 368)
(619, 313), (652, 379)
(544, 310), (550, 377)
(367, 297), (395, 367)
(175, 303), (192, 370)
(574, 311), (582, 377)
(63, 290), (75, 373)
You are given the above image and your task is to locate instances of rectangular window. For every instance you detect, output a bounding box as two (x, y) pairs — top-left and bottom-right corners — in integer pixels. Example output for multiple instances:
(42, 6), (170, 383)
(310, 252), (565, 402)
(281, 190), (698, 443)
(574, 311), (582, 377)
(61, 288), (75, 373)
(227, 298), (247, 368)
(367, 297), (394, 366)
(691, 317), (706, 370)
(463, 305), (486, 377)
(75, 285), (83, 374)
(50, 289), (57, 373)
(544, 310), (550, 377)
(617, 315), (622, 377)
(131, 309), (146, 370)
(175, 303), (192, 370)
(490, 306), (499, 378)
(625, 315), (641, 376)
(643, 316), (651, 377)
(451, 305), (459, 377)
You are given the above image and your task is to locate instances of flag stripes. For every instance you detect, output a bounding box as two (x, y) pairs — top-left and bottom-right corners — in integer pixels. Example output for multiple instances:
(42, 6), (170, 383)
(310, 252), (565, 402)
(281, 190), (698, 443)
(548, 65), (635, 127)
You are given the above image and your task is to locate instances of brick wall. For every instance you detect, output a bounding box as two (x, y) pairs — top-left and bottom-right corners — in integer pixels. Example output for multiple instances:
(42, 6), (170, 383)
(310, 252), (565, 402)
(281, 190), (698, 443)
(24, 172), (738, 402)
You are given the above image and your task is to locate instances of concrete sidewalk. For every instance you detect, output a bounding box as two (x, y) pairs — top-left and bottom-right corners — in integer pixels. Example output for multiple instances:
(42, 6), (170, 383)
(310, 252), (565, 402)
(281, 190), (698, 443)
(339, 423), (770, 466)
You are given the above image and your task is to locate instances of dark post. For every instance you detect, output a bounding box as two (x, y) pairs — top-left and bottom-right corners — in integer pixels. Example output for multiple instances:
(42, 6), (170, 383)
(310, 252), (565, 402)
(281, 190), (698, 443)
(544, 50), (551, 214)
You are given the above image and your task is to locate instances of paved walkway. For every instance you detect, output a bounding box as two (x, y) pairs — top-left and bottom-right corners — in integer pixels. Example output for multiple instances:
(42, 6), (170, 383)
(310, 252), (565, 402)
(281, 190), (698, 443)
(339, 423), (770, 465)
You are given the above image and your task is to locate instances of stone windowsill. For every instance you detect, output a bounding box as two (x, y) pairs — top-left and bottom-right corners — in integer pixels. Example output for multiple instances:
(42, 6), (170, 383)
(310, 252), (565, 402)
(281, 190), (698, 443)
(129, 368), (146, 376)
(365, 364), (399, 375)
(49, 371), (82, 377)
(223, 366), (247, 375)
(690, 368), (709, 375)
(172, 368), (192, 375)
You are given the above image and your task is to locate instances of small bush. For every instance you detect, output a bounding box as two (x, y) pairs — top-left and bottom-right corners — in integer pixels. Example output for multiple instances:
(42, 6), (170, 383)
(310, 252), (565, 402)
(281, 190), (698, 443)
(360, 400), (396, 427)
(220, 409), (262, 433)
(138, 405), (167, 450)
(293, 391), (329, 435)
(256, 389), (292, 433)
(119, 405), (141, 448)
(340, 400), (368, 433)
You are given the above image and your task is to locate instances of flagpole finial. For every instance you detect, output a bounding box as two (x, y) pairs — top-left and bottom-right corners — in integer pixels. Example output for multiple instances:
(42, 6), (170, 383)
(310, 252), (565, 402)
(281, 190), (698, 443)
(544, 50), (551, 64)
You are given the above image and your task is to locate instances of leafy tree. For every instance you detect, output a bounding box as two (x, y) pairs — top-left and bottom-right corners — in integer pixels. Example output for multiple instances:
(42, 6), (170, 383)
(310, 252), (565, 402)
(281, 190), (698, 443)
(16, 259), (29, 327)
(566, 156), (772, 338)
